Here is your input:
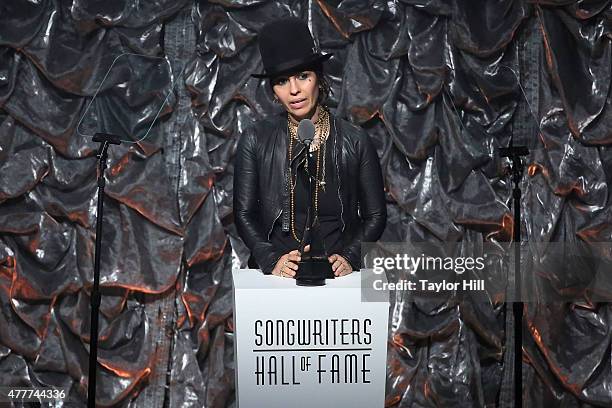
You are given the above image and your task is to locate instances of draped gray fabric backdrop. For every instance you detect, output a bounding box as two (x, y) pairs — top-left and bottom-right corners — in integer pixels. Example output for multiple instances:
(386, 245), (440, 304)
(0, 0), (610, 407)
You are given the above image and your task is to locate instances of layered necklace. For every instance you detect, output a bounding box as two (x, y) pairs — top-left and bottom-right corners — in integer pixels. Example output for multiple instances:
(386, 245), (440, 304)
(287, 107), (330, 242)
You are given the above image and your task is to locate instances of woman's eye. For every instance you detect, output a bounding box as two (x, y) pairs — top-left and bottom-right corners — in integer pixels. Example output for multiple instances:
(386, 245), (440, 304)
(276, 78), (288, 86)
(298, 72), (309, 80)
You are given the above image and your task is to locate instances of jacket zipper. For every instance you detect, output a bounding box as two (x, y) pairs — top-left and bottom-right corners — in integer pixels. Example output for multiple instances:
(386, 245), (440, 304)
(333, 118), (346, 232)
(267, 208), (282, 240)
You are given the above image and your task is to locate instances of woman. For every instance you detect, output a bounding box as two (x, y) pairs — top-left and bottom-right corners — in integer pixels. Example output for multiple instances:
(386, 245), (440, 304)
(233, 17), (386, 278)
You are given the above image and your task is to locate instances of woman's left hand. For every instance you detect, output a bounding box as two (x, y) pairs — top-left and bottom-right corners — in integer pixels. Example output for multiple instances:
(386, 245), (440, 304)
(328, 254), (352, 277)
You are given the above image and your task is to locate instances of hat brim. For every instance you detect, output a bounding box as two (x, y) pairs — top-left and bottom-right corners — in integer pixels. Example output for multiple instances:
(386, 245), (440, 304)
(252, 53), (332, 79)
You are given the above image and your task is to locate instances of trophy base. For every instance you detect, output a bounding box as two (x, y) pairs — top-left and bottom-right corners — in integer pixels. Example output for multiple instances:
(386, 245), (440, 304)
(296, 257), (334, 286)
(296, 278), (326, 287)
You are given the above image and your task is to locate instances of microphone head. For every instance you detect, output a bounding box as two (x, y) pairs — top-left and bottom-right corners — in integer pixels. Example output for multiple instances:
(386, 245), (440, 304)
(297, 119), (315, 145)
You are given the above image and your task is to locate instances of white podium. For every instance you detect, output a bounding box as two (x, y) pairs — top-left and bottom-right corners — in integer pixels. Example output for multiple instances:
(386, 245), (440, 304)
(232, 269), (389, 408)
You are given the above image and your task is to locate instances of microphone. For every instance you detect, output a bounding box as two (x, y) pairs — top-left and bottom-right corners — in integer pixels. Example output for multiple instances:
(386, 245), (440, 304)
(297, 119), (315, 146)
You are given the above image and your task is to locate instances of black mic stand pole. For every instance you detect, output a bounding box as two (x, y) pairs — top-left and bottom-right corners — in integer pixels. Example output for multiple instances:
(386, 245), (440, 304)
(297, 140), (315, 283)
(499, 143), (529, 408)
(87, 133), (121, 408)
(294, 140), (330, 286)
(301, 140), (313, 251)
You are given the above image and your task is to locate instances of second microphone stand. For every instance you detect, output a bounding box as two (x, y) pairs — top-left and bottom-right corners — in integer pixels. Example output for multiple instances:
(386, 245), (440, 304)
(500, 143), (529, 408)
(88, 133), (121, 408)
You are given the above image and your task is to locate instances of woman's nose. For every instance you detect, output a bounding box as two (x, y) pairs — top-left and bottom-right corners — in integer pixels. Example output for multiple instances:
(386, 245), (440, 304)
(289, 78), (299, 94)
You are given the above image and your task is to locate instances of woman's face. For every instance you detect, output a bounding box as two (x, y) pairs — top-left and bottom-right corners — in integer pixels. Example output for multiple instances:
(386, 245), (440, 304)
(272, 71), (319, 121)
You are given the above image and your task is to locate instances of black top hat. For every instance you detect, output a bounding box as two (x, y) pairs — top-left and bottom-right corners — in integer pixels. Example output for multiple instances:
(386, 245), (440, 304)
(252, 17), (332, 79)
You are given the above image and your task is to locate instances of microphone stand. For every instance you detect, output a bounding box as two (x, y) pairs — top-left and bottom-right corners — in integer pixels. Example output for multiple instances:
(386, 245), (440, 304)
(296, 140), (320, 286)
(88, 133), (121, 408)
(444, 62), (534, 408)
(499, 142), (529, 408)
(299, 139), (313, 254)
(293, 138), (333, 286)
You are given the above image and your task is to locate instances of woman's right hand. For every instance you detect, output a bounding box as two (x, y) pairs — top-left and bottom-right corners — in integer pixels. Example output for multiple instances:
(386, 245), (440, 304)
(272, 245), (310, 278)
(272, 249), (301, 278)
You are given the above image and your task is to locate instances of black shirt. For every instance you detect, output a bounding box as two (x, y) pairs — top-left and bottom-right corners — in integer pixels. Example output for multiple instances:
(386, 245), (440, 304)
(269, 127), (342, 257)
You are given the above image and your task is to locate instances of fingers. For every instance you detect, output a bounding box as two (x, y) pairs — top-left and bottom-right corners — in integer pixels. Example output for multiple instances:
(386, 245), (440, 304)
(332, 259), (344, 275)
(274, 251), (303, 278)
(328, 254), (352, 277)
(303, 244), (311, 253)
(287, 250), (301, 263)
(284, 251), (300, 273)
(275, 264), (296, 278)
(337, 265), (352, 276)
(329, 254), (343, 272)
(281, 256), (298, 277)
(281, 265), (297, 277)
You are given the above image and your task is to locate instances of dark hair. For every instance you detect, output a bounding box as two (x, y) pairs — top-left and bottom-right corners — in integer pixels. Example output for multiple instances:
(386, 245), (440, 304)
(270, 62), (332, 106)
(314, 68), (331, 105)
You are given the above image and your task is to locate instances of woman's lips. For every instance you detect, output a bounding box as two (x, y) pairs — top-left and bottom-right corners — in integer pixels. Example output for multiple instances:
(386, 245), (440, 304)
(289, 99), (307, 109)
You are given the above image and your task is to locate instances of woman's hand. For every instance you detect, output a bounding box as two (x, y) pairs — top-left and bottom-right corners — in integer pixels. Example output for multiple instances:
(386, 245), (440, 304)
(272, 249), (302, 278)
(272, 250), (300, 278)
(271, 246), (310, 278)
(328, 254), (352, 277)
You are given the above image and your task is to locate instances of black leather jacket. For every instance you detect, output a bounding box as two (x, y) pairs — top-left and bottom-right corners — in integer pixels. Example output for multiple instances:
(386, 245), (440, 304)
(233, 112), (386, 274)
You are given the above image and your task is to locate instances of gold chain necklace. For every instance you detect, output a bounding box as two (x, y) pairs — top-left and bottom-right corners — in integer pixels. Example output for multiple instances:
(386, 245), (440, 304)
(287, 108), (330, 152)
(287, 108), (330, 242)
